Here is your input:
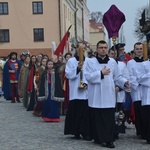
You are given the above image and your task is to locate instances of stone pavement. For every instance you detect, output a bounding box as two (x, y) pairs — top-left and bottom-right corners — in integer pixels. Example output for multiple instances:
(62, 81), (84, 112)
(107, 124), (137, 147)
(0, 97), (149, 150)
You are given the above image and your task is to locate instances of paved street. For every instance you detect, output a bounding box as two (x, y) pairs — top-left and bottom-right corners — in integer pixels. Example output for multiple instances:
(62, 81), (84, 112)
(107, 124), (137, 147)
(0, 97), (149, 150)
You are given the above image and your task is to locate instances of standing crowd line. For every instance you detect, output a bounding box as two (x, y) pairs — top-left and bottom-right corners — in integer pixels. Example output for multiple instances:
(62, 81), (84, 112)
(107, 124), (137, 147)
(1, 52), (71, 122)
(0, 40), (150, 149)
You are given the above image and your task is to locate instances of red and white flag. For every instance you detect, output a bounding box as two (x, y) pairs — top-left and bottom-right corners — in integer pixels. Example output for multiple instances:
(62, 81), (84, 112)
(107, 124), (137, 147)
(54, 25), (72, 56)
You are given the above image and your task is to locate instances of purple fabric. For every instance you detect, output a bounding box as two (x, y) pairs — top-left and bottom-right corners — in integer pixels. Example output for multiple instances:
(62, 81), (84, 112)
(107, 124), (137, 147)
(103, 5), (126, 38)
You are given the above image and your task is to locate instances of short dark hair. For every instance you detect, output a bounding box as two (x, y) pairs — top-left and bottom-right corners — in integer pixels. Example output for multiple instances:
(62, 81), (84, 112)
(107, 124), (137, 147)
(89, 54), (95, 58)
(57, 54), (63, 59)
(64, 52), (72, 59)
(130, 50), (135, 54)
(9, 52), (17, 59)
(44, 59), (54, 73)
(29, 55), (36, 70)
(43, 54), (49, 59)
(134, 42), (142, 49)
(127, 52), (131, 56)
(108, 48), (115, 54)
(96, 40), (107, 48)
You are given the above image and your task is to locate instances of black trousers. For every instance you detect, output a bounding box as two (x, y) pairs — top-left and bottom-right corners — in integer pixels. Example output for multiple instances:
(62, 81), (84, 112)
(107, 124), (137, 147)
(141, 106), (150, 141)
(133, 101), (142, 135)
(64, 100), (90, 137)
(89, 107), (115, 144)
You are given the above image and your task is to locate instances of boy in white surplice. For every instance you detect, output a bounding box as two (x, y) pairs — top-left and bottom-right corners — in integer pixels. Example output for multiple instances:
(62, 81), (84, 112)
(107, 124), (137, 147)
(64, 46), (91, 141)
(135, 58), (150, 144)
(127, 42), (144, 137)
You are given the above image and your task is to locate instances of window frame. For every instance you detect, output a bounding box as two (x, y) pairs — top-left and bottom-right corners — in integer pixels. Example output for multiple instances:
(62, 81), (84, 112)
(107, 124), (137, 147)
(0, 2), (8, 15)
(32, 1), (43, 14)
(0, 29), (10, 43)
(33, 28), (44, 42)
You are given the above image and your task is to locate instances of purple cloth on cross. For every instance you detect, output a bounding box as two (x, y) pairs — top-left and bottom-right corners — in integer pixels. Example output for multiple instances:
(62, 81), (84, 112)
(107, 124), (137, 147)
(103, 5), (126, 38)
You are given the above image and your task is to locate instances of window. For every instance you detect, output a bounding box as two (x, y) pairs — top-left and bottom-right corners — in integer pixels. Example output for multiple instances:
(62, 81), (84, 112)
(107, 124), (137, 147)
(32, 2), (43, 14)
(0, 2), (8, 15)
(0, 29), (9, 42)
(33, 28), (44, 41)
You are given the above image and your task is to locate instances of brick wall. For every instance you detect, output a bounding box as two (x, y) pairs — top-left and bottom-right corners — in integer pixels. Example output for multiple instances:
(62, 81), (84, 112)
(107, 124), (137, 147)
(0, 48), (52, 59)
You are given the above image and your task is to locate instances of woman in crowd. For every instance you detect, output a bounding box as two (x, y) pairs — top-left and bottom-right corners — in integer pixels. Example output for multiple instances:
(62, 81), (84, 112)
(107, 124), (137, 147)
(63, 53), (72, 114)
(27, 55), (37, 111)
(18, 55), (30, 108)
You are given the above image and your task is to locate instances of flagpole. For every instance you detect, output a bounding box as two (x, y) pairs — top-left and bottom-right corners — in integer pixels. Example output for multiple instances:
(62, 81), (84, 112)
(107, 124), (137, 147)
(51, 41), (56, 58)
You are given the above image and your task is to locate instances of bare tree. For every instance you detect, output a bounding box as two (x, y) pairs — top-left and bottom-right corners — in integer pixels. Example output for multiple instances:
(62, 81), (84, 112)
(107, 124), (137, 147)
(134, 6), (147, 42)
(90, 11), (103, 23)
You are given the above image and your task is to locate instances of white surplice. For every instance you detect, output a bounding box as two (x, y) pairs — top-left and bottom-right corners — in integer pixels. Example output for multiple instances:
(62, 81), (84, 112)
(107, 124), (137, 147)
(127, 59), (143, 102)
(65, 57), (88, 101)
(116, 61), (129, 103)
(138, 60), (150, 106)
(85, 57), (127, 108)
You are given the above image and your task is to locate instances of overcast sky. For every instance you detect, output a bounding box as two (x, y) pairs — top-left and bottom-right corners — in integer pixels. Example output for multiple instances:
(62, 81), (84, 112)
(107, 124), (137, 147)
(87, 0), (148, 52)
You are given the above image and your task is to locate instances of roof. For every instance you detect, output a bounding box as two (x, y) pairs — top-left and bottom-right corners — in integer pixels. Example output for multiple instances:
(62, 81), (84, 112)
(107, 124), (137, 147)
(89, 19), (104, 32)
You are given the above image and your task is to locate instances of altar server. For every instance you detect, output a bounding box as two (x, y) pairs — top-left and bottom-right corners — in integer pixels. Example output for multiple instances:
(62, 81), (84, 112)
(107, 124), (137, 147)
(85, 40), (130, 148)
(127, 42), (144, 137)
(64, 45), (91, 141)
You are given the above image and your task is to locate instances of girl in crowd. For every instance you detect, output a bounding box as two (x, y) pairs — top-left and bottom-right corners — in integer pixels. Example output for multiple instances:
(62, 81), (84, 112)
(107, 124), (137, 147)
(38, 59), (64, 122)
(33, 58), (47, 116)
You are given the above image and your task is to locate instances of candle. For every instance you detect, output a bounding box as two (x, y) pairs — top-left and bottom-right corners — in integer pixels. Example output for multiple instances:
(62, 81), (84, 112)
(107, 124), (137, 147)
(79, 46), (84, 62)
(143, 42), (148, 61)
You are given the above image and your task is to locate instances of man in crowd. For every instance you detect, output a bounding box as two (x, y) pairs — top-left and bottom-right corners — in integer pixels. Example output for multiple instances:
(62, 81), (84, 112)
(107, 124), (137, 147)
(64, 45), (91, 141)
(108, 47), (116, 59)
(3, 52), (22, 102)
(85, 40), (130, 148)
(108, 46), (129, 139)
(127, 42), (144, 137)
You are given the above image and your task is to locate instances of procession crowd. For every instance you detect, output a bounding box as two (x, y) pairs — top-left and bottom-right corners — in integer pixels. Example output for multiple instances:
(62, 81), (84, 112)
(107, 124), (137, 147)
(0, 40), (150, 149)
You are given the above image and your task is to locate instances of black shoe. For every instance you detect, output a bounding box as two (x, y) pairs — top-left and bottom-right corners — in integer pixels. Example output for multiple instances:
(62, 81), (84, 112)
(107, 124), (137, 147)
(147, 140), (150, 144)
(83, 135), (92, 141)
(141, 136), (146, 140)
(16, 100), (21, 103)
(73, 135), (81, 139)
(106, 142), (115, 148)
(114, 134), (119, 140)
(136, 132), (141, 136)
